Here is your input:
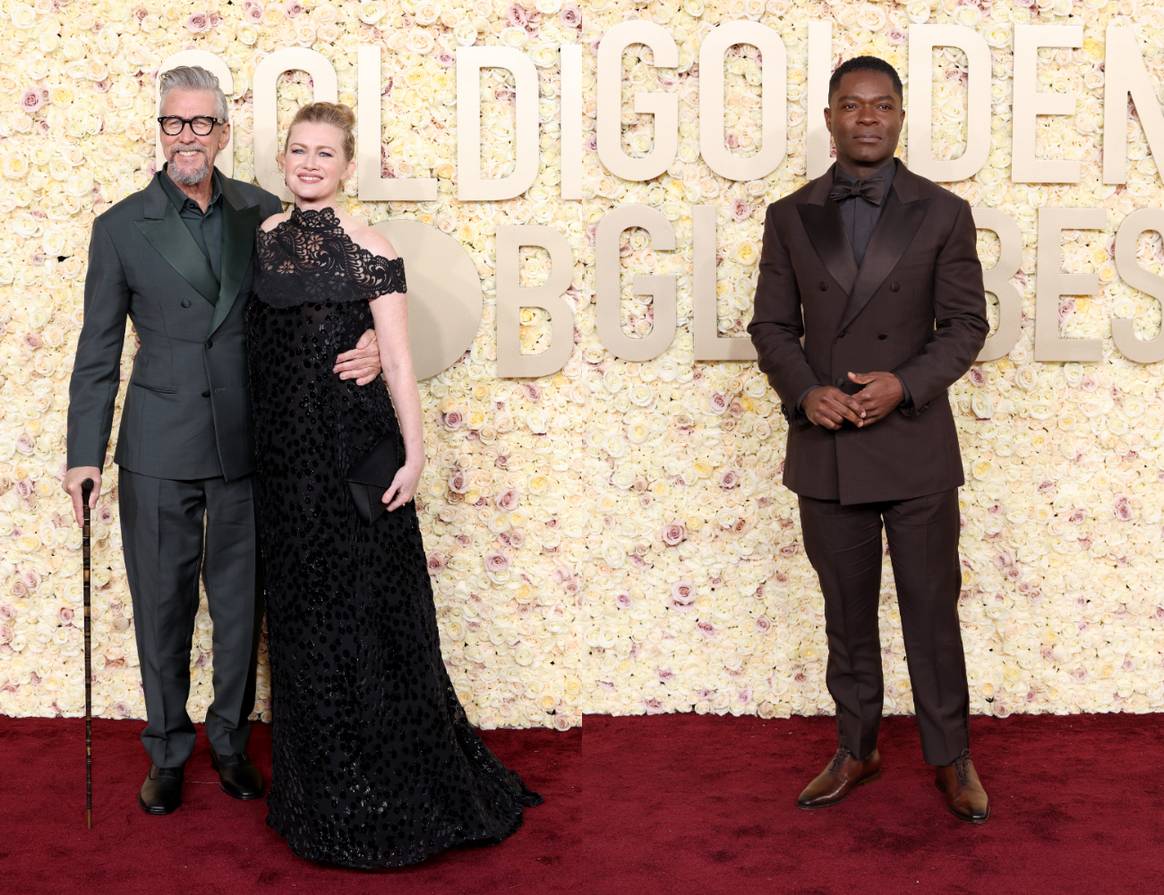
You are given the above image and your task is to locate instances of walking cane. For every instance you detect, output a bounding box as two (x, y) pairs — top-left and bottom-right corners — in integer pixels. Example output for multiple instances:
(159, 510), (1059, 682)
(81, 478), (94, 829)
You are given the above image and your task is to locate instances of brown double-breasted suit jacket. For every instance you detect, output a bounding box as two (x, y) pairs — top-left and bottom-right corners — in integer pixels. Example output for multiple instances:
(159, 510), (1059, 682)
(748, 160), (989, 505)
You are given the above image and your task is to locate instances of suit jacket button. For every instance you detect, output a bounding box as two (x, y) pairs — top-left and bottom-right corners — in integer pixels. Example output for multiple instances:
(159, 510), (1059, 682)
(180, 298), (192, 308)
(878, 333), (888, 340)
(818, 281), (828, 291)
(834, 377), (847, 388)
(838, 328), (847, 338)
(201, 390), (211, 398)
(890, 281), (901, 292)
(205, 339), (213, 349)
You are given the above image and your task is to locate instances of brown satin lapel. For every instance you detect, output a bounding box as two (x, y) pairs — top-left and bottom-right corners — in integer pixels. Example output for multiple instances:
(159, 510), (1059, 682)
(797, 202), (858, 296)
(837, 191), (930, 332)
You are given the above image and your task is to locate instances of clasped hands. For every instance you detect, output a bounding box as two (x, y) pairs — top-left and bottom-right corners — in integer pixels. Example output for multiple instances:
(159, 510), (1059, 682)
(803, 371), (903, 431)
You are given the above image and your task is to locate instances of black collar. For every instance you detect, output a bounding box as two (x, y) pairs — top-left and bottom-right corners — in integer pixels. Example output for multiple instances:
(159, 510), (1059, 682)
(157, 164), (223, 214)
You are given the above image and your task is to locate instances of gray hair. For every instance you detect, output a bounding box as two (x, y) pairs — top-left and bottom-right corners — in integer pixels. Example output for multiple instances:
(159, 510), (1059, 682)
(158, 66), (229, 123)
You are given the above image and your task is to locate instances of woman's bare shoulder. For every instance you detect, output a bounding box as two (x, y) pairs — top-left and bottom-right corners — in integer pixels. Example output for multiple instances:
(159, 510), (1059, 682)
(346, 219), (399, 261)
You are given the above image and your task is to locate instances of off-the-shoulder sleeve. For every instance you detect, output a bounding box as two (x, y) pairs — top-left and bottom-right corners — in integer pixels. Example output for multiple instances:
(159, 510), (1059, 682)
(353, 255), (406, 302)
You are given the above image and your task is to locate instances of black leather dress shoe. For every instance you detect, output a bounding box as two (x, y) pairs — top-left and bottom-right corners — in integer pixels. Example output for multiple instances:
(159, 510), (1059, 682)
(211, 751), (264, 800)
(139, 764), (183, 815)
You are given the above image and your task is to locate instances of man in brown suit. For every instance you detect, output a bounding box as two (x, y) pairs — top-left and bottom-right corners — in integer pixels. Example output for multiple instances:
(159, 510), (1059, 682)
(748, 57), (991, 823)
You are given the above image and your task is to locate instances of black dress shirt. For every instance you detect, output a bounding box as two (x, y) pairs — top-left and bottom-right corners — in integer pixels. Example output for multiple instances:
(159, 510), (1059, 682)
(833, 157), (897, 267)
(158, 165), (224, 289)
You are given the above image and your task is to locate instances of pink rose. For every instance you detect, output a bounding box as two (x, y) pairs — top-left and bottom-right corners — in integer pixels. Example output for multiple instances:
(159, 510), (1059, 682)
(719, 469), (739, 489)
(697, 621), (715, 637)
(496, 488), (520, 511)
(441, 410), (463, 430)
(186, 13), (210, 33)
(21, 89), (45, 114)
(506, 4), (531, 27)
(448, 470), (469, 494)
(661, 522), (686, 547)
(1114, 497), (1133, 521)
(499, 528), (524, 548)
(560, 3), (581, 29)
(671, 581), (694, 606)
(616, 592), (631, 608)
(731, 198), (751, 222)
(485, 552), (510, 573)
(709, 392), (729, 415)
(245, 1), (264, 21)
(284, 0), (303, 16)
(426, 552), (447, 571)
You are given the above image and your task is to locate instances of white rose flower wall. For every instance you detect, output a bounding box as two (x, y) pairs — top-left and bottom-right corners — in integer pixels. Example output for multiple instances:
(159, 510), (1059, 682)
(1, 0), (1163, 732)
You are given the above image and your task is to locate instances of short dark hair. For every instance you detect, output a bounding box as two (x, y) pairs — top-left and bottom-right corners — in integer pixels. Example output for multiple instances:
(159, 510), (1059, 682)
(828, 56), (903, 102)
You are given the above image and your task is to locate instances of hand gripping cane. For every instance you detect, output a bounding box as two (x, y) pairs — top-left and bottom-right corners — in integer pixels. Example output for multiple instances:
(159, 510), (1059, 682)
(81, 478), (94, 829)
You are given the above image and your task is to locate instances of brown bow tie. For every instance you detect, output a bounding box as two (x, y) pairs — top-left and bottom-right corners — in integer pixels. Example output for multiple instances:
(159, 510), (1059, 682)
(828, 176), (885, 206)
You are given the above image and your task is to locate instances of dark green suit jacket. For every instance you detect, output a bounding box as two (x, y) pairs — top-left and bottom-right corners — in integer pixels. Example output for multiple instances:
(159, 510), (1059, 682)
(67, 174), (282, 481)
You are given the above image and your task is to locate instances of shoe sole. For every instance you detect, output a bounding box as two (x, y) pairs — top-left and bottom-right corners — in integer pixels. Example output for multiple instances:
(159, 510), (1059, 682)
(138, 794), (180, 816)
(217, 782), (264, 801)
(796, 768), (882, 810)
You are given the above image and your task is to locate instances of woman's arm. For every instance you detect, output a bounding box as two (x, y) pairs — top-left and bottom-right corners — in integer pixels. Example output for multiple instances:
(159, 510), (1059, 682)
(368, 289), (423, 511)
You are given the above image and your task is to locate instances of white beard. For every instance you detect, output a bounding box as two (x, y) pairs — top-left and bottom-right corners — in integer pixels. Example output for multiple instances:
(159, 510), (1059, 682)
(168, 149), (210, 185)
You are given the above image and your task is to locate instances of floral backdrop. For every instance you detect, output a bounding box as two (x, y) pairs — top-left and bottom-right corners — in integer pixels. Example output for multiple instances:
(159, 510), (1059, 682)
(1, 0), (1162, 731)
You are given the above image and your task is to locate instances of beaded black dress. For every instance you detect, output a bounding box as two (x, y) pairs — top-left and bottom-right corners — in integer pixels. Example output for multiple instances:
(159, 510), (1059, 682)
(247, 205), (540, 868)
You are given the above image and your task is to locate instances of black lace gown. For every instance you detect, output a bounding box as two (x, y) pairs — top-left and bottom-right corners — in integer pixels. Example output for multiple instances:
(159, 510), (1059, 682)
(247, 206), (540, 868)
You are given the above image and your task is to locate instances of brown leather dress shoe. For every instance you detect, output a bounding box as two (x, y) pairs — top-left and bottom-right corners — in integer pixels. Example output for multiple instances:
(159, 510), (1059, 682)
(935, 752), (989, 824)
(796, 747), (882, 809)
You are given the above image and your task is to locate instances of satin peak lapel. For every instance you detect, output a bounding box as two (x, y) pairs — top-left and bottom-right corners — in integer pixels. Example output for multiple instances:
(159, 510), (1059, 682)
(837, 190), (929, 333)
(134, 205), (219, 307)
(797, 201), (858, 297)
(209, 197), (260, 336)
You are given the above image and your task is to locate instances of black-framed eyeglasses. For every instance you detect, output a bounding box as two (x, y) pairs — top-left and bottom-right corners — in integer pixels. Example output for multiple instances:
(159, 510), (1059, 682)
(157, 115), (223, 137)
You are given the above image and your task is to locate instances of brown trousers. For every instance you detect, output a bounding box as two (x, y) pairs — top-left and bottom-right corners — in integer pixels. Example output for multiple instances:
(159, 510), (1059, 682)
(798, 489), (970, 766)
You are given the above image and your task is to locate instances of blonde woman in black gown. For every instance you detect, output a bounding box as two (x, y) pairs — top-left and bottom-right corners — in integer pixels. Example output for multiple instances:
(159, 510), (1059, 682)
(247, 102), (540, 868)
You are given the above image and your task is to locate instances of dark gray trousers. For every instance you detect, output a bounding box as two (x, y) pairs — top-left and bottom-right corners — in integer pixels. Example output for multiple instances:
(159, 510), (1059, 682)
(798, 489), (970, 766)
(118, 468), (260, 768)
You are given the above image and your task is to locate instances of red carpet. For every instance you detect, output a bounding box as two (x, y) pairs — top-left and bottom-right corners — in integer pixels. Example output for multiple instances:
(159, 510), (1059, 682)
(0, 718), (580, 895)
(2, 713), (1161, 893)
(581, 713), (1164, 894)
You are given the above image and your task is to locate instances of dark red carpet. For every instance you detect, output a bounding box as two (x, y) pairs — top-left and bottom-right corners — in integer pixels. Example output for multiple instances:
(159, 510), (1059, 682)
(581, 713), (1164, 894)
(2, 713), (1161, 893)
(0, 718), (579, 895)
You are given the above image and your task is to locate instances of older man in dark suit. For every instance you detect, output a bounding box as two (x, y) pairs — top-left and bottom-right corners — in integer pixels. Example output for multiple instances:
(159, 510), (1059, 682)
(63, 67), (380, 815)
(748, 56), (991, 822)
